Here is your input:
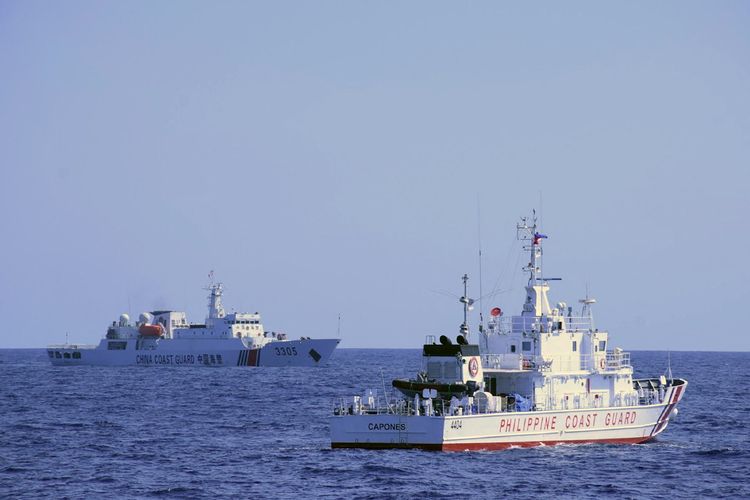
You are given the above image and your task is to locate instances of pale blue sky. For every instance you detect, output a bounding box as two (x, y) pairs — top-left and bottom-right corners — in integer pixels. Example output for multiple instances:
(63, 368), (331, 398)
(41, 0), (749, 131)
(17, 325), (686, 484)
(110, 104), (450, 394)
(1, 2), (748, 350)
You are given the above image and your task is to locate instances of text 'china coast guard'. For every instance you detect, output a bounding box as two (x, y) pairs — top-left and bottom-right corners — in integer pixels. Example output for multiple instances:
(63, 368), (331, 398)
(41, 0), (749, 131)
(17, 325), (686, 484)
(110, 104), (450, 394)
(48, 278), (339, 367)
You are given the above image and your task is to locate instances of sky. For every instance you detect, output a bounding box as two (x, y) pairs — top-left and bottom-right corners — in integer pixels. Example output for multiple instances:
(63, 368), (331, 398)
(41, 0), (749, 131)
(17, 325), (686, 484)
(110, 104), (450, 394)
(1, 2), (748, 350)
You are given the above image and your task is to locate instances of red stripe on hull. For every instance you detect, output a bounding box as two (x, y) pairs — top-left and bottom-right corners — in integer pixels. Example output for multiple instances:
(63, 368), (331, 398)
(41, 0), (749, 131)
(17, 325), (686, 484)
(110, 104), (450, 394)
(672, 385), (683, 403)
(332, 436), (651, 451)
(442, 436), (650, 451)
(247, 349), (258, 366)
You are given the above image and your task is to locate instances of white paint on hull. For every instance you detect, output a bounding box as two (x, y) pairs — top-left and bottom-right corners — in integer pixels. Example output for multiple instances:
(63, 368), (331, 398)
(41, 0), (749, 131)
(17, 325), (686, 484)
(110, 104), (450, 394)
(48, 338), (340, 367)
(331, 380), (686, 450)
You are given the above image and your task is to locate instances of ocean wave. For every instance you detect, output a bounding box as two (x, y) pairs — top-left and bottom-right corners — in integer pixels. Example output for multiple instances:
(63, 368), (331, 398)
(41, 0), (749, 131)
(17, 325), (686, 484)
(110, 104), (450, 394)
(0, 349), (746, 499)
(691, 448), (743, 457)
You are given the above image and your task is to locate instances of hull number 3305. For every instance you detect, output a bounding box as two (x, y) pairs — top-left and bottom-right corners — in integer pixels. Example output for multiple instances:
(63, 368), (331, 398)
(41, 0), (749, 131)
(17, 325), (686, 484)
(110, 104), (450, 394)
(275, 346), (298, 356)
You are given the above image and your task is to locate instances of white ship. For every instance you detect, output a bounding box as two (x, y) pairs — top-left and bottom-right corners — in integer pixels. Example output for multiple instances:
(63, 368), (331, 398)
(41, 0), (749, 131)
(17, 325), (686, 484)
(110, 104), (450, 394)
(48, 280), (339, 367)
(331, 214), (687, 450)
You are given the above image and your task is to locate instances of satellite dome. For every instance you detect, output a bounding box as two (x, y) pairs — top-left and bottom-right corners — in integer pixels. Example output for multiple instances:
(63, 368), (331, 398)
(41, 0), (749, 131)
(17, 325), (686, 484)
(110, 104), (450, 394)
(119, 313), (130, 327)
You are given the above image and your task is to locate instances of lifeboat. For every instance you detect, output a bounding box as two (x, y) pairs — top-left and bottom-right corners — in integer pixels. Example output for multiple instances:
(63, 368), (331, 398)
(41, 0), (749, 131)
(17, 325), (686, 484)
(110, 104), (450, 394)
(139, 324), (163, 337)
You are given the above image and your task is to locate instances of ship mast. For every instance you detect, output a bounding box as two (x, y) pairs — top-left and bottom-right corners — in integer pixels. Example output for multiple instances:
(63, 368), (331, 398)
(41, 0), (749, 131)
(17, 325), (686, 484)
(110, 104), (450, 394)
(459, 274), (474, 339)
(517, 211), (551, 317)
(205, 271), (226, 324)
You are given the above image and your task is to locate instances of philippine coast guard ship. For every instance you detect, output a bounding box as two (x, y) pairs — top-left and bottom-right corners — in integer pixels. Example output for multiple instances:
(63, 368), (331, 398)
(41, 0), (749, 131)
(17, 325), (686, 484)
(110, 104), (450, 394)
(48, 280), (339, 367)
(331, 215), (687, 450)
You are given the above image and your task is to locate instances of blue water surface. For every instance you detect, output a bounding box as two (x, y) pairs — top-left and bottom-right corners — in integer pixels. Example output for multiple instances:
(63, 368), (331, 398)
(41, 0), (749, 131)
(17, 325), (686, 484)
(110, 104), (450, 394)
(0, 349), (747, 499)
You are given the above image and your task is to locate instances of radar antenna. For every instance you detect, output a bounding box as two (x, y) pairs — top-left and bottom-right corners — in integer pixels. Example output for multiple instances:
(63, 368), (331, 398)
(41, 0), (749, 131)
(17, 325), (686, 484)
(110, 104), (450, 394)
(579, 284), (597, 330)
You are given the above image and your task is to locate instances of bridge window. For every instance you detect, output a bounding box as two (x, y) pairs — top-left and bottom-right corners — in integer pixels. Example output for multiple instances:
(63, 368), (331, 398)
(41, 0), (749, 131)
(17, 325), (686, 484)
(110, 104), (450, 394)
(510, 345), (516, 353)
(599, 340), (606, 352)
(522, 341), (531, 352)
(572, 341), (577, 352)
(72, 352), (81, 359)
(47, 351), (54, 358)
(63, 352), (71, 359)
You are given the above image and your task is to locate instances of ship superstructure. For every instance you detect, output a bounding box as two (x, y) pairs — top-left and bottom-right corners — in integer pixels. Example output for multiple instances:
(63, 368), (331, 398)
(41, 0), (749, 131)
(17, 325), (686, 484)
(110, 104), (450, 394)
(48, 280), (339, 367)
(330, 214), (686, 450)
(478, 215), (637, 412)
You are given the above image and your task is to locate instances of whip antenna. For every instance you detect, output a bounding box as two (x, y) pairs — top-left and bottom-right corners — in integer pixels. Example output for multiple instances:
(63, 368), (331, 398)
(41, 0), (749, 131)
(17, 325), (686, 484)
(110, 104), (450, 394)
(477, 197), (484, 334)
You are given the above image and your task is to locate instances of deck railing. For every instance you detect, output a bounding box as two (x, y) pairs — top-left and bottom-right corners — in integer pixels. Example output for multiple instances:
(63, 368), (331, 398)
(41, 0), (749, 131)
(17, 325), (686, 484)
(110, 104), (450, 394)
(482, 353), (592, 371)
(481, 354), (551, 371)
(486, 315), (595, 335)
(47, 344), (97, 349)
(480, 351), (631, 373)
(606, 350), (631, 369)
(332, 383), (666, 418)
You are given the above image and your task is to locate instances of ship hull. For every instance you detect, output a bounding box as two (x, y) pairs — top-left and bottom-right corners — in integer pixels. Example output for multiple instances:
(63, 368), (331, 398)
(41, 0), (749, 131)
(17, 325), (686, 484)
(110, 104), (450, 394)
(331, 379), (686, 451)
(48, 338), (339, 367)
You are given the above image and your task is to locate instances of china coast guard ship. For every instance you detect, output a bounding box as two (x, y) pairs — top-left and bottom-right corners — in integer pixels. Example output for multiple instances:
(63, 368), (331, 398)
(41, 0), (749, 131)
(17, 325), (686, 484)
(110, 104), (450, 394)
(331, 215), (687, 450)
(48, 280), (339, 367)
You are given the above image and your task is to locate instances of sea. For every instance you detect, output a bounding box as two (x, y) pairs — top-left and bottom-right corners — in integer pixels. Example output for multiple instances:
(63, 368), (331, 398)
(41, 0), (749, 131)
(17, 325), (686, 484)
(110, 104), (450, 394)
(0, 349), (748, 499)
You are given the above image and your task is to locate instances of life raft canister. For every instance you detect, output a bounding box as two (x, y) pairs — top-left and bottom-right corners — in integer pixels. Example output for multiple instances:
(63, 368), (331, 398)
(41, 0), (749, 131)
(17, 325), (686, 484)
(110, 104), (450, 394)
(139, 324), (163, 337)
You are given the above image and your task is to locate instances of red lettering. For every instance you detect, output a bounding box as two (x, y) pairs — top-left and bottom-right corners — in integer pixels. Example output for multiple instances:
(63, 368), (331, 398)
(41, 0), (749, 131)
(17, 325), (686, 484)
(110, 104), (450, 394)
(533, 417), (540, 430)
(499, 419), (506, 431)
(551, 416), (557, 430)
(565, 415), (572, 428)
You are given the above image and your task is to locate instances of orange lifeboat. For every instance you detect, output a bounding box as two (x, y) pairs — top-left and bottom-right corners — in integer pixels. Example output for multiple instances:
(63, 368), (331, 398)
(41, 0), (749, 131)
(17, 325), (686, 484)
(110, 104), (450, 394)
(139, 324), (163, 337)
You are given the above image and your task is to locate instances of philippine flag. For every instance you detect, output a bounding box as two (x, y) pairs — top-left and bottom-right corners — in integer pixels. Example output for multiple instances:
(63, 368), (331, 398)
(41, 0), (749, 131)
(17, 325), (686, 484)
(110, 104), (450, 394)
(533, 233), (548, 245)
